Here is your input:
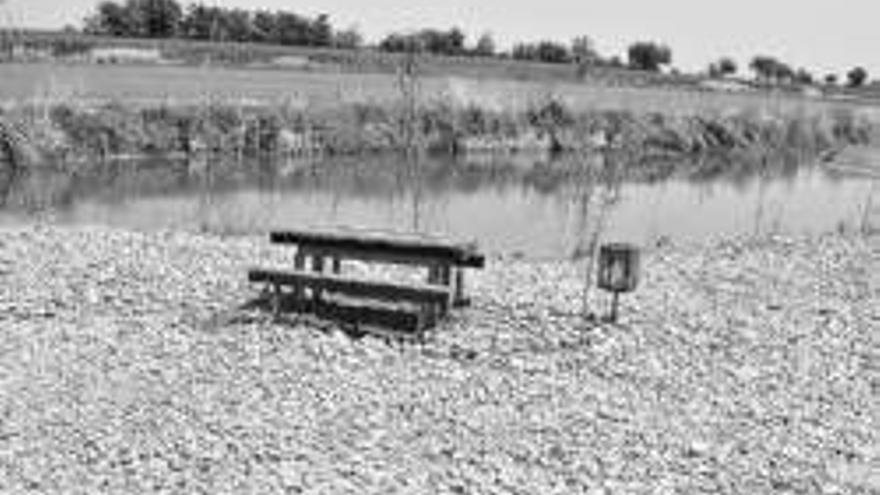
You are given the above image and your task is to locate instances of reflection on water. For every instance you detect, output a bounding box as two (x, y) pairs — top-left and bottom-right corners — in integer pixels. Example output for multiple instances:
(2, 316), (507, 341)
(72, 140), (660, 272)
(0, 152), (873, 259)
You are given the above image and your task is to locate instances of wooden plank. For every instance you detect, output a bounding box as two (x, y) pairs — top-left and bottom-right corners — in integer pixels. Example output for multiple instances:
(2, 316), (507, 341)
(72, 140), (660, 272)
(300, 245), (477, 269)
(271, 229), (485, 268)
(273, 226), (463, 248)
(248, 269), (451, 304)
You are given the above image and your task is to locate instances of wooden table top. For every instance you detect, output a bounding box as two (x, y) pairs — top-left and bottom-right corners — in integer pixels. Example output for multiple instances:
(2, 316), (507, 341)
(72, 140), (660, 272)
(270, 227), (485, 268)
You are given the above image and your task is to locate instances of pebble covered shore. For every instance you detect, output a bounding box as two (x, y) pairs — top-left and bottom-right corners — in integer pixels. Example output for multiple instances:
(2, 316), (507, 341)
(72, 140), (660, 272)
(0, 226), (877, 494)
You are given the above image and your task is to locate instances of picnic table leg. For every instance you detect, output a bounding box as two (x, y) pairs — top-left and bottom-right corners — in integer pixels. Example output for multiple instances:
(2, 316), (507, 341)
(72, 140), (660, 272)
(271, 282), (281, 318)
(453, 268), (469, 307)
(419, 301), (442, 333)
(332, 257), (341, 274)
(312, 255), (325, 274)
(294, 251), (306, 302)
(439, 264), (452, 316)
(312, 255), (325, 303)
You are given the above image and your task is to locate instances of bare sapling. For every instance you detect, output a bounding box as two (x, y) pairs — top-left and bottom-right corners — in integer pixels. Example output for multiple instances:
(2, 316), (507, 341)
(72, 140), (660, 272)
(394, 42), (426, 231)
(861, 179), (878, 235)
(396, 43), (423, 157)
(574, 151), (623, 321)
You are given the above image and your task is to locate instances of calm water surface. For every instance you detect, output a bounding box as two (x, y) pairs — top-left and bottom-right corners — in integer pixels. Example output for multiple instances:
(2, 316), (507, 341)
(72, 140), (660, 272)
(0, 153), (873, 259)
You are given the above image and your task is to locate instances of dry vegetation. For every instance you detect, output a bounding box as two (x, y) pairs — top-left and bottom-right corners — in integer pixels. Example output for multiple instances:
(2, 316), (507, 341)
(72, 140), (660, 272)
(0, 68), (874, 165)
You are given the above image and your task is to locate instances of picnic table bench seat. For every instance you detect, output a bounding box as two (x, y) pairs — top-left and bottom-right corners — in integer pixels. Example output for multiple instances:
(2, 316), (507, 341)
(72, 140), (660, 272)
(249, 268), (451, 305)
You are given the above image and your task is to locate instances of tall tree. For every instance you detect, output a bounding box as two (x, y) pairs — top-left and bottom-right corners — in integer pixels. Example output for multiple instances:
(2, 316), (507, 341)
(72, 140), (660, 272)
(717, 57), (737, 76)
(251, 10), (277, 43)
(794, 68), (814, 85)
(749, 55), (793, 83)
(571, 36), (599, 65)
(333, 25), (363, 49)
(627, 41), (671, 71)
(847, 66), (868, 87)
(83, 1), (136, 36)
(273, 11), (311, 46)
(134, 0), (183, 38)
(473, 32), (495, 57)
(179, 3), (217, 40)
(308, 14), (332, 46)
(84, 0), (183, 37)
(220, 8), (253, 42)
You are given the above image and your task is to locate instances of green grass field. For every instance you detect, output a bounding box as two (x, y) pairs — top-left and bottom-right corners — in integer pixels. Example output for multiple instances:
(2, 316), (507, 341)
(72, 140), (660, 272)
(2, 62), (878, 123)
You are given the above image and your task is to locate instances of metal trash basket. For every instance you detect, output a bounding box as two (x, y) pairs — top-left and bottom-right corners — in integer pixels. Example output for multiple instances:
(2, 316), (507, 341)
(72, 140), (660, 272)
(597, 243), (640, 293)
(597, 243), (640, 322)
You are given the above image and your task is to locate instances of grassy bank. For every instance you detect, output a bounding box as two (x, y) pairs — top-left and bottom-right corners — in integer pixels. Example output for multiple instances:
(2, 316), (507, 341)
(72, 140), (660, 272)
(8, 30), (880, 105)
(4, 63), (880, 114)
(0, 225), (875, 492)
(1, 93), (874, 167)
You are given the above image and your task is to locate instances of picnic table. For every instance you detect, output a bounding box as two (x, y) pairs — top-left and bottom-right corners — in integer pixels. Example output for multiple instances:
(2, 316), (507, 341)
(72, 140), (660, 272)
(249, 227), (485, 333)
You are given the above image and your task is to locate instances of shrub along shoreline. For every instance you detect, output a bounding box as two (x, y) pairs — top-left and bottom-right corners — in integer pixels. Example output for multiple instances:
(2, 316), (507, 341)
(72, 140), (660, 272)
(0, 95), (874, 168)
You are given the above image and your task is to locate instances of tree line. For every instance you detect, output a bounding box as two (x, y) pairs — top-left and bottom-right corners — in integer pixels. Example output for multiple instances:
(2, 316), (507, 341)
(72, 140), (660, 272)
(83, 0), (362, 48)
(743, 56), (868, 88)
(80, 0), (870, 86)
(82, 1), (677, 71)
(702, 55), (869, 88)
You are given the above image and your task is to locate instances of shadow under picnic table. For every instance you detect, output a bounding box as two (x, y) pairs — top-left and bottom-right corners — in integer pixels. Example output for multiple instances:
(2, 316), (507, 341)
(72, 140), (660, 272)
(242, 290), (429, 339)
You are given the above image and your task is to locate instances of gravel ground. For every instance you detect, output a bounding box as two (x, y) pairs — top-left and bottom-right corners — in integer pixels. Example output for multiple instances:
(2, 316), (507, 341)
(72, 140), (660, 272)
(0, 226), (877, 494)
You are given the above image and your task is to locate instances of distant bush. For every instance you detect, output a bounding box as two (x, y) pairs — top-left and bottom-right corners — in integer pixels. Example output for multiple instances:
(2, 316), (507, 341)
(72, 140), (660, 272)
(527, 97), (574, 131)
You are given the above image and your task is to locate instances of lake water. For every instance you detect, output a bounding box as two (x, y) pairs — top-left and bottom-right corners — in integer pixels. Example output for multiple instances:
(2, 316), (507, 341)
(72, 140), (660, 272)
(0, 153), (874, 259)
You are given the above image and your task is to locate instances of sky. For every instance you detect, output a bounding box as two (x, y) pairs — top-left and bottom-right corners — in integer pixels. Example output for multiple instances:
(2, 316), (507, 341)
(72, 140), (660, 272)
(2, 0), (878, 78)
